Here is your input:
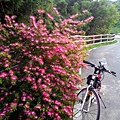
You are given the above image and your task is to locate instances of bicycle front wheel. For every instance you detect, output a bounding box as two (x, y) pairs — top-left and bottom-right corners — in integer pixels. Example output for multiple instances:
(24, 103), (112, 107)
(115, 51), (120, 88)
(73, 88), (100, 120)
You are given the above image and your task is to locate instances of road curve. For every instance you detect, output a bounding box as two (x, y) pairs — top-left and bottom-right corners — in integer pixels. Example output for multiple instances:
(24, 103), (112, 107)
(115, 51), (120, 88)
(82, 39), (120, 120)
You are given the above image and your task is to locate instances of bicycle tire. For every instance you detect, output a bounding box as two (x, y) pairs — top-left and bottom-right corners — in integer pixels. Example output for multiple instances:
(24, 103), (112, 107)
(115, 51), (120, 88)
(73, 88), (100, 120)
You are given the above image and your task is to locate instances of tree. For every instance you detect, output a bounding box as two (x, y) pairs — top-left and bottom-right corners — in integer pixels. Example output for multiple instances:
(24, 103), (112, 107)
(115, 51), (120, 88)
(0, 0), (119, 36)
(0, 0), (54, 24)
(86, 0), (119, 35)
(55, 0), (68, 18)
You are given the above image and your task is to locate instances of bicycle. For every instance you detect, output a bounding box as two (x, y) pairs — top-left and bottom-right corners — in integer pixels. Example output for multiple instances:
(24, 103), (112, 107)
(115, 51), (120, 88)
(73, 60), (116, 120)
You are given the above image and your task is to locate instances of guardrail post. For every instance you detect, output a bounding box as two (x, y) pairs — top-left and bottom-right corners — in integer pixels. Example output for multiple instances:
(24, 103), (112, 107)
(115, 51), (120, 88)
(93, 36), (94, 44)
(73, 34), (115, 45)
(101, 35), (102, 42)
(107, 34), (108, 42)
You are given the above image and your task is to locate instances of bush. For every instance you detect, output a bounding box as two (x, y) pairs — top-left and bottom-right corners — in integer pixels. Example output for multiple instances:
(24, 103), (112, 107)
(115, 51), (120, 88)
(0, 9), (93, 120)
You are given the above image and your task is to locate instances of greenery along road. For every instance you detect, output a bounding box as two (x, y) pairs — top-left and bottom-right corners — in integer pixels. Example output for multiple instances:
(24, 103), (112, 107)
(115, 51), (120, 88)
(0, 0), (120, 35)
(0, 0), (120, 119)
(82, 39), (120, 120)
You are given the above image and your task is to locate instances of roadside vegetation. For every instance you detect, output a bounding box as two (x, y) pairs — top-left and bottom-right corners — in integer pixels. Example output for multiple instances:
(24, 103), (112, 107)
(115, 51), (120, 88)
(111, 21), (120, 34)
(110, 0), (120, 34)
(0, 0), (119, 119)
(88, 40), (118, 50)
(0, 0), (119, 35)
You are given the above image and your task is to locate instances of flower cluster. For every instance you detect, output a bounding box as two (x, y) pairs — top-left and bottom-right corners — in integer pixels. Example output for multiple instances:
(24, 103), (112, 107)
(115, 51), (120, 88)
(0, 9), (93, 119)
(82, 10), (88, 13)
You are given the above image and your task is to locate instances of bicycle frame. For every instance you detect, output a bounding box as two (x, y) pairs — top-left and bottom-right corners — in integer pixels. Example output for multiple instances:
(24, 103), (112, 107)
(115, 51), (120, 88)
(81, 85), (93, 112)
(80, 85), (90, 111)
(82, 60), (116, 109)
(74, 85), (92, 116)
(78, 69), (105, 115)
(73, 60), (116, 120)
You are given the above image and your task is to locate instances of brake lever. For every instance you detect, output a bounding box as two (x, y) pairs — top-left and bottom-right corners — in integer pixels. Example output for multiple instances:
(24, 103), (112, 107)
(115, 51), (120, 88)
(111, 71), (117, 77)
(83, 60), (95, 67)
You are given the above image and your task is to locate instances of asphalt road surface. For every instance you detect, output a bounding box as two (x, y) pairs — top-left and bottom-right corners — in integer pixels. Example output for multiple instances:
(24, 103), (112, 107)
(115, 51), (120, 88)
(81, 39), (120, 120)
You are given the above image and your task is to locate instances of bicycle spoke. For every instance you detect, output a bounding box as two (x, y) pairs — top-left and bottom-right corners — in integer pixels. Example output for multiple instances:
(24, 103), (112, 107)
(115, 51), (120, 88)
(75, 60), (116, 120)
(73, 88), (100, 120)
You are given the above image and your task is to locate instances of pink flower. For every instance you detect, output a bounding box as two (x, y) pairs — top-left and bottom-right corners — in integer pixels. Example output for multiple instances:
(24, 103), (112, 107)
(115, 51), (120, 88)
(52, 93), (56, 97)
(11, 75), (17, 80)
(48, 111), (53, 116)
(47, 108), (54, 116)
(19, 103), (24, 106)
(5, 92), (9, 96)
(26, 76), (32, 82)
(40, 68), (45, 74)
(43, 97), (51, 102)
(0, 72), (7, 78)
(21, 23), (26, 28)
(11, 15), (16, 19)
(10, 102), (17, 108)
(82, 9), (88, 13)
(54, 105), (59, 110)
(22, 96), (26, 101)
(47, 13), (54, 20)
(38, 9), (45, 14)
(38, 78), (42, 83)
(42, 92), (50, 97)
(0, 97), (4, 101)
(41, 84), (47, 89)
(70, 13), (79, 19)
(38, 58), (44, 65)
(53, 7), (60, 16)
(5, 15), (12, 27)
(25, 104), (30, 109)
(4, 63), (9, 67)
(35, 105), (41, 109)
(32, 83), (38, 90)
(9, 70), (14, 75)
(54, 100), (62, 106)
(30, 16), (37, 28)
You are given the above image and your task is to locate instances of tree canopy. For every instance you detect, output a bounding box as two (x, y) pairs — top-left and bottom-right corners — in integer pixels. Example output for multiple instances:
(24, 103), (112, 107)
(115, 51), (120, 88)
(0, 0), (119, 34)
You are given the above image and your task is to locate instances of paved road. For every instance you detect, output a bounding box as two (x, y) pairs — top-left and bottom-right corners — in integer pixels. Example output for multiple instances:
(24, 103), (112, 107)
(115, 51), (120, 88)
(81, 39), (120, 120)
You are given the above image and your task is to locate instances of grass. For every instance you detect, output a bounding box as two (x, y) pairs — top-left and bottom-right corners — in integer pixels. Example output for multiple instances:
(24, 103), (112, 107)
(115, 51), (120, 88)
(87, 40), (118, 50)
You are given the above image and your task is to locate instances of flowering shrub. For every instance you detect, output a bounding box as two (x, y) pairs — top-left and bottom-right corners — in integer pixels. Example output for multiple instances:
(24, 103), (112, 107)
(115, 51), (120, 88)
(0, 9), (93, 120)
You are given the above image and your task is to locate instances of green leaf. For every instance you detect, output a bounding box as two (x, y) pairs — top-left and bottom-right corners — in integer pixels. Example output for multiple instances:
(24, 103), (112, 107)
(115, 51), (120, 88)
(0, 79), (2, 84)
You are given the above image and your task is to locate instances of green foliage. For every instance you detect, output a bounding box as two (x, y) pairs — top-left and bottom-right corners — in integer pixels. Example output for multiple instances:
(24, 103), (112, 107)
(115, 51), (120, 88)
(0, 0), (119, 35)
(87, 1), (119, 35)
(110, 20), (120, 34)
(55, 0), (119, 35)
(88, 40), (117, 50)
(0, 0), (53, 23)
(55, 0), (68, 18)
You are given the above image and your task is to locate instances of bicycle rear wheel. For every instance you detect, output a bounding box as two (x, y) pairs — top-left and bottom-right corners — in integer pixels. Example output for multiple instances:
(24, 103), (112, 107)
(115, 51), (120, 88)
(73, 88), (100, 120)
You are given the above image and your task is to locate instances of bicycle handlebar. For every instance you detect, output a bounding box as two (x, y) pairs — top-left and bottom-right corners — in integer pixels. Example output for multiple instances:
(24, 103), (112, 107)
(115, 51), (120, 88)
(83, 60), (95, 67)
(105, 69), (117, 77)
(83, 60), (116, 77)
